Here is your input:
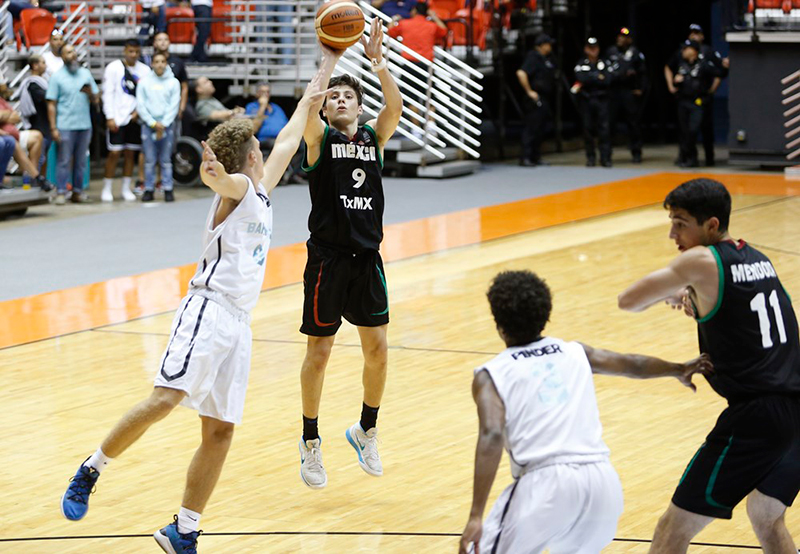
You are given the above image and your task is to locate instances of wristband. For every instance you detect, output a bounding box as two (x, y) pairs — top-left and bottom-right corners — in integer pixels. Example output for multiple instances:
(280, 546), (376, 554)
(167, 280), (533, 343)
(370, 58), (387, 73)
(150, 121), (157, 129)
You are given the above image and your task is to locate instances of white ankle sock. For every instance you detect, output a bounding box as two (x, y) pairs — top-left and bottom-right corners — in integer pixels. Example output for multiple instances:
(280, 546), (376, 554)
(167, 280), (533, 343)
(84, 447), (112, 473)
(102, 178), (113, 192)
(177, 507), (201, 534)
(121, 176), (132, 191)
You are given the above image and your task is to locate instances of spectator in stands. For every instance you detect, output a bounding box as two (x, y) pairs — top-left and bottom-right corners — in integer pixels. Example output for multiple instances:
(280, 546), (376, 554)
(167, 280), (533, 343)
(0, 84), (45, 188)
(372, 0), (414, 19)
(190, 0), (213, 63)
(136, 52), (180, 202)
(388, 1), (446, 135)
(573, 37), (613, 167)
(43, 29), (64, 80)
(194, 77), (245, 124)
(19, 55), (52, 180)
(151, 31), (189, 119)
(46, 43), (100, 205)
(139, 0), (167, 40)
(245, 83), (288, 145)
(101, 39), (149, 202)
(516, 33), (556, 167)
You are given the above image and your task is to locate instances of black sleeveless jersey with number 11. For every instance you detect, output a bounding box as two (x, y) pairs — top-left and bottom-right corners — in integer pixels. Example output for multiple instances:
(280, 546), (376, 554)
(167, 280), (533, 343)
(697, 240), (800, 403)
(303, 124), (384, 253)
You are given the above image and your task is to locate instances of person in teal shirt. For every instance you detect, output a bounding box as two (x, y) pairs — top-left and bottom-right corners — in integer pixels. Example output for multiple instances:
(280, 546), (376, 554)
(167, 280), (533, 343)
(136, 52), (180, 202)
(45, 44), (99, 204)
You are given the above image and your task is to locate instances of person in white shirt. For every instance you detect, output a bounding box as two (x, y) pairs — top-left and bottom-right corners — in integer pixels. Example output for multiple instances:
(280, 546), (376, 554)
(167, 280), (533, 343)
(459, 270), (712, 554)
(42, 29), (64, 80)
(101, 39), (150, 202)
(59, 54), (333, 554)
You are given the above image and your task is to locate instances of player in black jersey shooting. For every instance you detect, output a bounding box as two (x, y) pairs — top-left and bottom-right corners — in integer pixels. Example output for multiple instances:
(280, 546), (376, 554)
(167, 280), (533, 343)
(619, 178), (800, 553)
(296, 20), (403, 489)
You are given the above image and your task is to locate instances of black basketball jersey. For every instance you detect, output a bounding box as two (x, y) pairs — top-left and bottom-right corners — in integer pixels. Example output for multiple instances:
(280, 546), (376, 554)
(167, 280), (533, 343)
(696, 240), (800, 402)
(303, 124), (384, 253)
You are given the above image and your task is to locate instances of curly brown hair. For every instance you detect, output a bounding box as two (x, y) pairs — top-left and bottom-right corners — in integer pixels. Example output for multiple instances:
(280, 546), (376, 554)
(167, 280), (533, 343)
(206, 119), (255, 174)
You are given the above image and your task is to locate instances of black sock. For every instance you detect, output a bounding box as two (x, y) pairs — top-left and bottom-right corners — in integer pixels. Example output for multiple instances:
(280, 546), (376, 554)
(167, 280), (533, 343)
(360, 403), (380, 432)
(302, 415), (319, 442)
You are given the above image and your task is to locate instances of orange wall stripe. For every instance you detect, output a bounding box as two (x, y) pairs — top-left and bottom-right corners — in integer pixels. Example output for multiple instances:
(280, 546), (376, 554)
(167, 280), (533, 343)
(2, 172), (798, 350)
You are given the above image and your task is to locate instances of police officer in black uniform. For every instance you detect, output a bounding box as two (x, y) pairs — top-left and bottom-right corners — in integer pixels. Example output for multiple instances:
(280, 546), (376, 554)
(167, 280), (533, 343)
(573, 37), (612, 167)
(665, 24), (729, 166)
(673, 40), (716, 168)
(516, 33), (556, 167)
(620, 178), (800, 550)
(606, 27), (647, 163)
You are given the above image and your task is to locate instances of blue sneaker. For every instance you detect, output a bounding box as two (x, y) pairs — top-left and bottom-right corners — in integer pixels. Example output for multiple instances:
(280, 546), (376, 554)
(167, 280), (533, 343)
(154, 515), (202, 554)
(60, 461), (100, 521)
(345, 422), (383, 476)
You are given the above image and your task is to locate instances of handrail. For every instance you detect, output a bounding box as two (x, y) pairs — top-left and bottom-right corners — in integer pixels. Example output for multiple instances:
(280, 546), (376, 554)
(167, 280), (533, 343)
(783, 68), (800, 160)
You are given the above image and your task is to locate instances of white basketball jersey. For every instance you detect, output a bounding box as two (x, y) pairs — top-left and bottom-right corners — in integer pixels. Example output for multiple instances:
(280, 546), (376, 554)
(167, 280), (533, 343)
(479, 337), (609, 478)
(189, 176), (272, 313)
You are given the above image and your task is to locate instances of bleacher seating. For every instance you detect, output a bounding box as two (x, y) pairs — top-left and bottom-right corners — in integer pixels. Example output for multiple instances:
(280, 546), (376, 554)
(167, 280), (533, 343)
(165, 6), (195, 44)
(20, 9), (56, 47)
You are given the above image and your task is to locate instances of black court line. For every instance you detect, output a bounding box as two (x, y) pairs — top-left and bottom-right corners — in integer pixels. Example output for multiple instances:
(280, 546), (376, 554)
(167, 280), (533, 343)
(3, 190), (796, 355)
(90, 329), (497, 357)
(748, 242), (800, 258)
(0, 532), (761, 549)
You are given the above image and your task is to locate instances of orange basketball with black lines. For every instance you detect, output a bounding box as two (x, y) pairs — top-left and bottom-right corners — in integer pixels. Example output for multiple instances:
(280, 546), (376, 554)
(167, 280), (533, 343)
(315, 0), (365, 50)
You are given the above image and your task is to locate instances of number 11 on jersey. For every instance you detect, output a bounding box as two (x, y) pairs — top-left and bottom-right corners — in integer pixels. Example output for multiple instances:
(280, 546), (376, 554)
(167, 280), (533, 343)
(750, 290), (788, 348)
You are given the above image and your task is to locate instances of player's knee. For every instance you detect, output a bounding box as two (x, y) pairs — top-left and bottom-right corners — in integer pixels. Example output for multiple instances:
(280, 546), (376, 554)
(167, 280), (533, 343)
(148, 387), (184, 416)
(203, 421), (235, 445)
(305, 339), (334, 366)
(747, 497), (784, 536)
(363, 342), (387, 367)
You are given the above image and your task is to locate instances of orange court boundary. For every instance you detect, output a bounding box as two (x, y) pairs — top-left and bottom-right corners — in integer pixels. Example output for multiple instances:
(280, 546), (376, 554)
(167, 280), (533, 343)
(2, 171), (799, 350)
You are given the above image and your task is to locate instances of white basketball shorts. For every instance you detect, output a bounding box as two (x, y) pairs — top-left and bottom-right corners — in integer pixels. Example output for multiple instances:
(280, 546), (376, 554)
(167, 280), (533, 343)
(479, 460), (623, 554)
(153, 290), (252, 424)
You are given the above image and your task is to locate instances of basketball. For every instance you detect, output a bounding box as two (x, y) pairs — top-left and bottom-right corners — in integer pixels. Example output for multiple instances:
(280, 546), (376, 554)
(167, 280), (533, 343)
(315, 0), (365, 50)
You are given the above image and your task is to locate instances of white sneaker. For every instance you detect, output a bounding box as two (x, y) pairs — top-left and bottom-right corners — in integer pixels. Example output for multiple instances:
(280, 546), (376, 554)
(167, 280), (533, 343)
(299, 438), (327, 489)
(121, 186), (136, 202)
(100, 186), (113, 202)
(345, 423), (383, 477)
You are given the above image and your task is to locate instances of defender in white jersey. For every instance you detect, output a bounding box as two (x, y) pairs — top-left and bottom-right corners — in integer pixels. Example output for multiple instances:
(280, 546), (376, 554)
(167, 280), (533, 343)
(59, 62), (332, 554)
(460, 271), (712, 554)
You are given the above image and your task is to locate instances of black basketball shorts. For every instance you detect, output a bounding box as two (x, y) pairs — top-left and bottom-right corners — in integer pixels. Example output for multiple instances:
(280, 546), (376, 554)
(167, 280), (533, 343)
(300, 240), (390, 337)
(672, 395), (800, 519)
(106, 121), (142, 152)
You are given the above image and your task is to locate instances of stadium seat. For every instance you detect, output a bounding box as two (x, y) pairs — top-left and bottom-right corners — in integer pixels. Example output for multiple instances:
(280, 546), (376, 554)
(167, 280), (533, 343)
(165, 6), (195, 44)
(449, 5), (491, 50)
(211, 4), (235, 44)
(20, 8), (56, 48)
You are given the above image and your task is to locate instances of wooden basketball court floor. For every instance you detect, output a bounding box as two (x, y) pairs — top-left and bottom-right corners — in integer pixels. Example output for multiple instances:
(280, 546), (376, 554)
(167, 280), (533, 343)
(1, 172), (800, 553)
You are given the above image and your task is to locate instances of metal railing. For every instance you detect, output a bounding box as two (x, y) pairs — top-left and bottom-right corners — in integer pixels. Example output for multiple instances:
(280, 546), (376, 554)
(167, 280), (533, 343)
(355, 0), (483, 159)
(782, 69), (800, 160)
(0, 1), (10, 84)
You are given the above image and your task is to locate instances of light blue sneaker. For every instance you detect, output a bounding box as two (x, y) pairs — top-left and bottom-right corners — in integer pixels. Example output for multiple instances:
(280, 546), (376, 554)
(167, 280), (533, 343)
(154, 515), (202, 554)
(60, 461), (100, 521)
(345, 422), (383, 477)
